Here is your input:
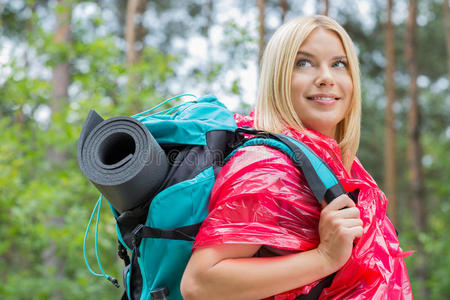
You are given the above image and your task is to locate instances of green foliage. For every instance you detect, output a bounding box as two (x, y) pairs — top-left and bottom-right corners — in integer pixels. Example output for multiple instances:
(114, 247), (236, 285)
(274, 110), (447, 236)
(416, 0), (447, 81)
(0, 1), (176, 298)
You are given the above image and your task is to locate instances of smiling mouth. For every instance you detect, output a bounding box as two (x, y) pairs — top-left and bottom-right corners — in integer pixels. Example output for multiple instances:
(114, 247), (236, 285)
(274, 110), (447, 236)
(307, 96), (340, 101)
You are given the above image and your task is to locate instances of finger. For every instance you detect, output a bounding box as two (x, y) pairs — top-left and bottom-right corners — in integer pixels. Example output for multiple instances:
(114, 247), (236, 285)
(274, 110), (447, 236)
(332, 206), (361, 219)
(346, 226), (364, 239)
(323, 195), (355, 211)
(334, 218), (363, 228)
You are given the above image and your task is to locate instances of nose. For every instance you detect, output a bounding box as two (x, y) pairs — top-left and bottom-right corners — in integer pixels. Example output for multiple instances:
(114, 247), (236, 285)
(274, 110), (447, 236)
(314, 65), (335, 87)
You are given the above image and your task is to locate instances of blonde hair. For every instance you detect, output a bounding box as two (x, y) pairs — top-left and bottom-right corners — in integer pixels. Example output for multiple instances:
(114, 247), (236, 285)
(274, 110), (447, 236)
(254, 15), (361, 170)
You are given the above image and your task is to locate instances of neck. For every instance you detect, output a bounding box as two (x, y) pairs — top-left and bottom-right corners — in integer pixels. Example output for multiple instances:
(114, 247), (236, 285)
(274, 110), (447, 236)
(313, 127), (336, 140)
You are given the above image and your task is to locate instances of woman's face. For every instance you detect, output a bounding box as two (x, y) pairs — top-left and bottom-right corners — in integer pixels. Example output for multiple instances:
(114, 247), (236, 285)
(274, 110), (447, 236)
(291, 28), (353, 139)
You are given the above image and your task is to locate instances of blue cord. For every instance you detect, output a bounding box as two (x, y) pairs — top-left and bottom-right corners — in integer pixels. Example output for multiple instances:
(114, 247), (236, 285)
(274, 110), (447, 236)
(136, 103), (188, 123)
(83, 194), (120, 287)
(94, 195), (107, 277)
(153, 102), (186, 115)
(83, 195), (103, 277)
(132, 93), (197, 118)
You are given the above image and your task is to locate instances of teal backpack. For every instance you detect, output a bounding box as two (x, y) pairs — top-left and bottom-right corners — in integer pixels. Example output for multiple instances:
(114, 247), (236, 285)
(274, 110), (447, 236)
(80, 95), (350, 300)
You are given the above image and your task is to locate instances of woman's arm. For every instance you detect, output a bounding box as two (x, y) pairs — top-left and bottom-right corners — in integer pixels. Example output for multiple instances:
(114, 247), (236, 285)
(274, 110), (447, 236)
(181, 195), (362, 300)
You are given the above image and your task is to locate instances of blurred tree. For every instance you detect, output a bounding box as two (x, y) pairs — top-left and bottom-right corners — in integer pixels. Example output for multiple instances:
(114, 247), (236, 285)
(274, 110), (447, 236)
(444, 0), (450, 81)
(125, 0), (148, 111)
(125, 0), (147, 66)
(258, 0), (266, 71)
(339, 2), (447, 295)
(384, 0), (397, 226)
(43, 1), (73, 299)
(279, 0), (289, 23)
(317, 0), (329, 16)
(0, 1), (176, 299)
(0, 0), (47, 39)
(405, 0), (428, 298)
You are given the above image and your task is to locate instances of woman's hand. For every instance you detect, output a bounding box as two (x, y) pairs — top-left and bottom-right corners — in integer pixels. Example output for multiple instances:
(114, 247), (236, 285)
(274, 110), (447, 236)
(317, 194), (363, 273)
(181, 195), (363, 300)
(181, 242), (343, 300)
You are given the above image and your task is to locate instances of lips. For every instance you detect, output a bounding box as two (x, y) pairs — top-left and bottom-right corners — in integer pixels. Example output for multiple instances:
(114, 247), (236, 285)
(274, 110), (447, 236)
(306, 94), (340, 101)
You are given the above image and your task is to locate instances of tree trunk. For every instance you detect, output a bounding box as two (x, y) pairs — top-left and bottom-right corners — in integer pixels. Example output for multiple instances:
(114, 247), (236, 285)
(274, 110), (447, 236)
(52, 2), (71, 112)
(125, 0), (148, 110)
(46, 1), (72, 299)
(405, 0), (428, 298)
(125, 0), (147, 66)
(49, 0), (71, 160)
(257, 0), (266, 71)
(444, 0), (450, 82)
(126, 0), (141, 66)
(384, 0), (397, 226)
(317, 0), (329, 16)
(279, 0), (289, 23)
(135, 0), (147, 58)
(49, 0), (71, 163)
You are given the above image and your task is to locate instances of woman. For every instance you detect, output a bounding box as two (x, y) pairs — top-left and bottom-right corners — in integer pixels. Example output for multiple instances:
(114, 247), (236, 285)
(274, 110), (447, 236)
(181, 15), (412, 300)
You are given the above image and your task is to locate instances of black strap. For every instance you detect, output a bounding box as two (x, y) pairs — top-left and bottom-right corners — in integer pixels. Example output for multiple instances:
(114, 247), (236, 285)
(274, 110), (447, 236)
(295, 272), (337, 300)
(324, 184), (346, 204)
(234, 126), (267, 136)
(121, 291), (128, 300)
(121, 264), (130, 300)
(134, 223), (202, 242)
(118, 242), (131, 266)
(238, 130), (346, 204)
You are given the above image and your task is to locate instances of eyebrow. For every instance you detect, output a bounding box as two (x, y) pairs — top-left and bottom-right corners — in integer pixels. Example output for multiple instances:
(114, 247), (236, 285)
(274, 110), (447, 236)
(296, 51), (348, 61)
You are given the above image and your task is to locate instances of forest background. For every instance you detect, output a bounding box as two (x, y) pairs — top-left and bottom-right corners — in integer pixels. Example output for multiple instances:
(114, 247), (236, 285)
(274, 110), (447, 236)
(0, 0), (449, 299)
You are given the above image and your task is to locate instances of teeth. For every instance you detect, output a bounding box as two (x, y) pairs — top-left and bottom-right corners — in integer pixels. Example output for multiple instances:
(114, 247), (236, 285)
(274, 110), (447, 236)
(308, 97), (337, 101)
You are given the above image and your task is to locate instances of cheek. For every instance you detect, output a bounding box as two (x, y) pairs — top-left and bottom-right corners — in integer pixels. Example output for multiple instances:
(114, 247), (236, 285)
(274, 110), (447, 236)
(343, 79), (353, 114)
(290, 79), (302, 104)
(291, 76), (302, 93)
(335, 74), (353, 114)
(341, 75), (353, 96)
(291, 75), (311, 103)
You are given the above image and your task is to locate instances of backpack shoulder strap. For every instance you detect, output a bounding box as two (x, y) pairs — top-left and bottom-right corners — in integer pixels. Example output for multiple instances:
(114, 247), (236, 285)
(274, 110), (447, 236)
(225, 128), (349, 299)
(228, 128), (346, 204)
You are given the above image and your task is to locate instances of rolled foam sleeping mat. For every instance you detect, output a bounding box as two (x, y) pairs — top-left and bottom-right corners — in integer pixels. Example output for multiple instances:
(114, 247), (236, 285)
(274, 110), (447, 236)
(77, 109), (169, 213)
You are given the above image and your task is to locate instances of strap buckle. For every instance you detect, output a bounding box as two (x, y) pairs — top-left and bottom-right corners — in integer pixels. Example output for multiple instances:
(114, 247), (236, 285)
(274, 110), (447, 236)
(233, 126), (271, 149)
(131, 224), (144, 257)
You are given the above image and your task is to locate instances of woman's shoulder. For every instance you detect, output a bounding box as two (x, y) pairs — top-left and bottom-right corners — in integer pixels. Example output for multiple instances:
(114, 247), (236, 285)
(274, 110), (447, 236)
(222, 145), (298, 178)
(210, 145), (303, 206)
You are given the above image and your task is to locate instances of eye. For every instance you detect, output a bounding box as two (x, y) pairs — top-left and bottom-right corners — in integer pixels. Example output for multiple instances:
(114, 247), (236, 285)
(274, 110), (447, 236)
(332, 60), (348, 68)
(296, 59), (312, 67)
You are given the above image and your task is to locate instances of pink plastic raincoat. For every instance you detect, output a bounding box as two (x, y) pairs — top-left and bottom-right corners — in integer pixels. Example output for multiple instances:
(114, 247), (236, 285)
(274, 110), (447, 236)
(193, 113), (412, 299)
